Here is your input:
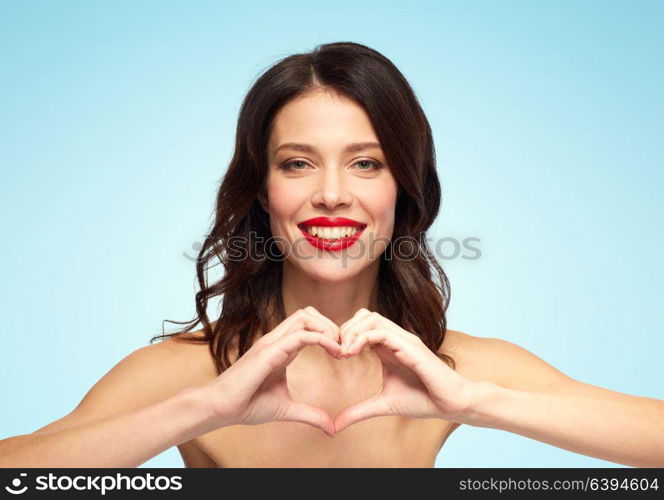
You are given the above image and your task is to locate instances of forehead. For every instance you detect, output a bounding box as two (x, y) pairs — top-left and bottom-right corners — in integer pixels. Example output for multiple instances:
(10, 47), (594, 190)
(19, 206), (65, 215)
(268, 89), (380, 151)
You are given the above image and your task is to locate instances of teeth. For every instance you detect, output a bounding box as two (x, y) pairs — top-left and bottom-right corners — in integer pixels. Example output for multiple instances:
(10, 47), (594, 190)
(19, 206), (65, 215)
(305, 225), (363, 239)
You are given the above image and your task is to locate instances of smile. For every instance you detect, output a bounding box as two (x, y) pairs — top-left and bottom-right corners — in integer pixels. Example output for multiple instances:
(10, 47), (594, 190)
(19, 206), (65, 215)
(297, 217), (367, 252)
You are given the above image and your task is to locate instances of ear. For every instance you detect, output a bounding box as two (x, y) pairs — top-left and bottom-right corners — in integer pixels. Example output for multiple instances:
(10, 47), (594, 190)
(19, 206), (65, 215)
(257, 189), (269, 213)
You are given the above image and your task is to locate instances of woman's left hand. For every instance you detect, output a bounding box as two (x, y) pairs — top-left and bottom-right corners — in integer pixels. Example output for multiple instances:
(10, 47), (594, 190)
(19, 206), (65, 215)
(334, 308), (477, 433)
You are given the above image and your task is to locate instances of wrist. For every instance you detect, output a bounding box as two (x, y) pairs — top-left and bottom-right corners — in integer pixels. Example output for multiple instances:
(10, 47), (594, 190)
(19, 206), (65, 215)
(178, 385), (235, 434)
(452, 380), (505, 428)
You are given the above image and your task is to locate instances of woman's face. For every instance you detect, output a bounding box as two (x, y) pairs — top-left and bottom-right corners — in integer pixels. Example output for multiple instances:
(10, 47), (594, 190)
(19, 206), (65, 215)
(264, 88), (398, 281)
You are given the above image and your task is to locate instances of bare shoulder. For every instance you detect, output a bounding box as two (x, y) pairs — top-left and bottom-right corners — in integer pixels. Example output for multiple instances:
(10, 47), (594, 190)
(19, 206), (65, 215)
(440, 329), (577, 393)
(88, 330), (216, 405)
(154, 328), (221, 385)
(32, 326), (219, 435)
(438, 329), (497, 384)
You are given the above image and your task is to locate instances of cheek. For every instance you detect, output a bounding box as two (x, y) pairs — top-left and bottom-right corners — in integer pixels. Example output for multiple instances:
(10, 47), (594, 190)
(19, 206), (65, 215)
(266, 177), (304, 218)
(365, 182), (398, 229)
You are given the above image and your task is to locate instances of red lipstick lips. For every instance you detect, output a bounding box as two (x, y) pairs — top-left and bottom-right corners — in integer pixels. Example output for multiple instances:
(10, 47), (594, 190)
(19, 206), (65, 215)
(297, 217), (367, 252)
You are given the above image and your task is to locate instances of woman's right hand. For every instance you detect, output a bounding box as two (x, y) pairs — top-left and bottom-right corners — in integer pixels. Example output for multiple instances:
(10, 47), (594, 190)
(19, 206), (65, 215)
(201, 306), (342, 436)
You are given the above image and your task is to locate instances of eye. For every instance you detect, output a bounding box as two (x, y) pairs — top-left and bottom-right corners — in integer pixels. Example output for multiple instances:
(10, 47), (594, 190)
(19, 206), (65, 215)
(279, 160), (311, 172)
(278, 159), (384, 172)
(352, 160), (383, 171)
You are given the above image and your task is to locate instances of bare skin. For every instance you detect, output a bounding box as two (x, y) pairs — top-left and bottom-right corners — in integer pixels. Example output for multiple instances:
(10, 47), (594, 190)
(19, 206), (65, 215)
(173, 319), (664, 468)
(3, 88), (661, 468)
(174, 323), (474, 468)
(3, 313), (662, 467)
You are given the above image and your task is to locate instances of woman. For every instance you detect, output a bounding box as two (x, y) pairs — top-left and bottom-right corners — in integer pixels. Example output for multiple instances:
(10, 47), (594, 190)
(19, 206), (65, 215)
(2, 42), (662, 468)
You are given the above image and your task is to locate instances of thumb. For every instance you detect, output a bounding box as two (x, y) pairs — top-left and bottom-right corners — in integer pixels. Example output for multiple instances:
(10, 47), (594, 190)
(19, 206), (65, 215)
(334, 393), (391, 433)
(282, 401), (336, 437)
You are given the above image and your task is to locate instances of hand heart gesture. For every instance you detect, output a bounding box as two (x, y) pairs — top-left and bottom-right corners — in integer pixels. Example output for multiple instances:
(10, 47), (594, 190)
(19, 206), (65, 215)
(334, 308), (475, 433)
(202, 306), (476, 436)
(203, 307), (342, 436)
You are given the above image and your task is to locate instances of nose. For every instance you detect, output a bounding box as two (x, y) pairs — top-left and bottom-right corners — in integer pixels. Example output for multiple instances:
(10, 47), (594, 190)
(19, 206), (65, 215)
(310, 167), (353, 210)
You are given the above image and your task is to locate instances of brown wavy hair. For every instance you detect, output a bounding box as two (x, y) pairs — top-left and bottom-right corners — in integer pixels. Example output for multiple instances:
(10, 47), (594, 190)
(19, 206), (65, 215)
(149, 41), (455, 373)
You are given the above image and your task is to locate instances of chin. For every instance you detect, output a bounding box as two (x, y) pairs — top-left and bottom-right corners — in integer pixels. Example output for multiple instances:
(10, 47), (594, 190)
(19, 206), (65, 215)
(296, 259), (368, 283)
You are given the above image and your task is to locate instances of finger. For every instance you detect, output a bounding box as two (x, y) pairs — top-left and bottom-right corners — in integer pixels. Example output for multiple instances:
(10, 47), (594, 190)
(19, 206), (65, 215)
(339, 307), (367, 330)
(280, 330), (343, 360)
(344, 330), (377, 358)
(375, 315), (418, 341)
(283, 401), (336, 437)
(345, 329), (422, 369)
(268, 309), (339, 346)
(303, 306), (341, 342)
(267, 308), (332, 341)
(346, 330), (370, 355)
(340, 307), (372, 332)
(339, 308), (372, 351)
(350, 329), (450, 392)
(334, 393), (392, 433)
(293, 310), (340, 344)
(256, 330), (342, 379)
(343, 312), (413, 348)
(231, 331), (343, 400)
(341, 311), (381, 354)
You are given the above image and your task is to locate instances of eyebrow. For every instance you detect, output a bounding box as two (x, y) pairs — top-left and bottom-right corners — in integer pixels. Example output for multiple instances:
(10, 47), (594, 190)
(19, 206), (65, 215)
(272, 141), (383, 156)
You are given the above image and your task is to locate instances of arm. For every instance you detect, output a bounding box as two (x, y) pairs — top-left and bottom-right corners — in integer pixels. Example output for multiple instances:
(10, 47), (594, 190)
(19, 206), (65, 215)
(0, 386), (220, 468)
(1, 311), (344, 467)
(0, 342), (225, 468)
(458, 335), (664, 468)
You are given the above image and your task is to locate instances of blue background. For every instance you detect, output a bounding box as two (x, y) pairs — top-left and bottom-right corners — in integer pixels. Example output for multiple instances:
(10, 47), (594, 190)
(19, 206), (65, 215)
(1, 0), (662, 468)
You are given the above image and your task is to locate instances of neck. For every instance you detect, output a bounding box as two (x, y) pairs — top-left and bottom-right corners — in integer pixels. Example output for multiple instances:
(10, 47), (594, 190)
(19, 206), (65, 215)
(278, 259), (382, 367)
